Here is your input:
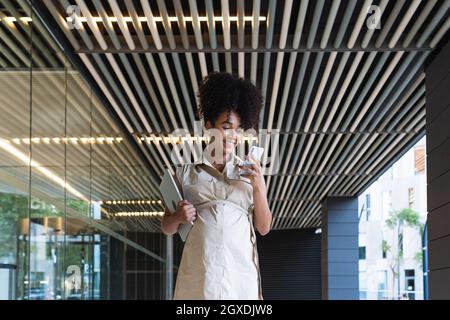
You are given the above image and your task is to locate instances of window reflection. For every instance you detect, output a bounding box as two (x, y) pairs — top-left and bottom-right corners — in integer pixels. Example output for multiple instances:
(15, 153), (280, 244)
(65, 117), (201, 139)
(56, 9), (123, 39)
(0, 1), (173, 300)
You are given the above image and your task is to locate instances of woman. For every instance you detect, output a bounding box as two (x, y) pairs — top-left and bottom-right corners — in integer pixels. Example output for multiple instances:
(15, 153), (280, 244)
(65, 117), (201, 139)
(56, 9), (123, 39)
(161, 72), (272, 300)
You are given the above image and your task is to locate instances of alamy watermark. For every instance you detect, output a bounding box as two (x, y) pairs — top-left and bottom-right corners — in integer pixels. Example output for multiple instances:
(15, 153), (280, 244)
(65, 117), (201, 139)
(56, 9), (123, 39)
(160, 121), (281, 175)
(65, 265), (81, 297)
(66, 5), (82, 30)
(366, 5), (382, 30)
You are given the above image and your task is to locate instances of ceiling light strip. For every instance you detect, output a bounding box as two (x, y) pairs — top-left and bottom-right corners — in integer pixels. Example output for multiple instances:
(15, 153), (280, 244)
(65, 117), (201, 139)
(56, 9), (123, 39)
(115, 212), (164, 217)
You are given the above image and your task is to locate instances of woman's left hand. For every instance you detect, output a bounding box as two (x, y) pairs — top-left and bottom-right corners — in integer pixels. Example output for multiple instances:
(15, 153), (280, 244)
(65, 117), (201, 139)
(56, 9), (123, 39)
(239, 156), (266, 191)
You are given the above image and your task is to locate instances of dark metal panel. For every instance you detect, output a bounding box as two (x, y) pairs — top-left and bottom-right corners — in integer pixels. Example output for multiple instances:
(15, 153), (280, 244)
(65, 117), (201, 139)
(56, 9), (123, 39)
(322, 196), (359, 300)
(427, 170), (450, 212)
(327, 236), (358, 249)
(427, 138), (450, 183)
(429, 268), (450, 300)
(323, 197), (358, 211)
(327, 249), (359, 263)
(426, 40), (450, 300)
(327, 223), (359, 236)
(257, 229), (321, 300)
(425, 40), (450, 93)
(428, 203), (450, 241)
(428, 235), (450, 270)
(427, 106), (450, 153)
(118, 232), (184, 300)
(329, 288), (359, 300)
(426, 72), (450, 125)
(108, 236), (125, 300)
(328, 276), (358, 289)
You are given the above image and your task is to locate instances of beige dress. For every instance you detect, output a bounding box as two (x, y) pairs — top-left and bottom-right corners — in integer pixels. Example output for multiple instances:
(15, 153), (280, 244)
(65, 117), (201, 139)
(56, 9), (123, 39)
(173, 157), (262, 300)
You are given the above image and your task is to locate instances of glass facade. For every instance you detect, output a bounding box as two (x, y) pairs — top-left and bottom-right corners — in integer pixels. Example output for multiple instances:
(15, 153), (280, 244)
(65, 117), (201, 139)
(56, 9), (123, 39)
(0, 1), (177, 300)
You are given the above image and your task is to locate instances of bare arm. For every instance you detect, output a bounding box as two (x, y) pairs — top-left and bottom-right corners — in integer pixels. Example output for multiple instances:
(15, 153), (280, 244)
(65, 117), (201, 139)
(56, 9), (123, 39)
(161, 200), (197, 235)
(239, 157), (272, 236)
(252, 181), (272, 236)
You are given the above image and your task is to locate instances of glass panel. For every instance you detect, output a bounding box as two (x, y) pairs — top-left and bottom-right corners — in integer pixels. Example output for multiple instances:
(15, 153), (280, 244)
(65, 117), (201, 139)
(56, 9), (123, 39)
(65, 69), (92, 300)
(0, 167), (30, 300)
(0, 0), (31, 300)
(0, 1), (171, 300)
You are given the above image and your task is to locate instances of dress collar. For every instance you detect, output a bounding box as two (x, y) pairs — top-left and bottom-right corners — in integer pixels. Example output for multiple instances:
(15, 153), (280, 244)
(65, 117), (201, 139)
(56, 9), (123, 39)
(201, 154), (239, 178)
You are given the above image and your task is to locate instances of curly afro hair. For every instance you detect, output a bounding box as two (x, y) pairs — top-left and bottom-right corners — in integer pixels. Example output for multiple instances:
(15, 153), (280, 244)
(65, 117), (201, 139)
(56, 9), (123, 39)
(198, 72), (263, 130)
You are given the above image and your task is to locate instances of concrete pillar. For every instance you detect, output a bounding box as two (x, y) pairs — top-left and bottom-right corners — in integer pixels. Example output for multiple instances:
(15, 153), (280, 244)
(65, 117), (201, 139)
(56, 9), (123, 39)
(425, 39), (450, 300)
(321, 197), (359, 300)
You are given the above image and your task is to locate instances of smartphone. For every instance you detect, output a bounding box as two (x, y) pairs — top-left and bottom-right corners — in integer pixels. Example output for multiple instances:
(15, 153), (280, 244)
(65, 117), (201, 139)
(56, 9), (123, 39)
(249, 146), (264, 161)
(239, 146), (264, 174)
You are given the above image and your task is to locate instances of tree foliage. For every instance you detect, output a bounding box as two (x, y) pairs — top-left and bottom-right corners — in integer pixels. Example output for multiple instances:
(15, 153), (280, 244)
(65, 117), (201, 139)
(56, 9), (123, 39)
(386, 208), (421, 229)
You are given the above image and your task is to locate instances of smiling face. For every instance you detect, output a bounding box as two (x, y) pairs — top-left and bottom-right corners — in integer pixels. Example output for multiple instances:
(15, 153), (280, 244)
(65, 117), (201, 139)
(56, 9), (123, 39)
(205, 110), (241, 157)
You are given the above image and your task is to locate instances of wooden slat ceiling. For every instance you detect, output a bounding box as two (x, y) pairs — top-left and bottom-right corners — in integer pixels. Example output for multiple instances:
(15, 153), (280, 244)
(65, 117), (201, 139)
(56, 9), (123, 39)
(2, 0), (449, 231)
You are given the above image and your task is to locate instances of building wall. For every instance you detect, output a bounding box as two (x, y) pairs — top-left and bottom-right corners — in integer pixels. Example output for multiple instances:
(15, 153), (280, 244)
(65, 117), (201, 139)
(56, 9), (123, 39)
(358, 137), (427, 300)
(425, 39), (450, 300)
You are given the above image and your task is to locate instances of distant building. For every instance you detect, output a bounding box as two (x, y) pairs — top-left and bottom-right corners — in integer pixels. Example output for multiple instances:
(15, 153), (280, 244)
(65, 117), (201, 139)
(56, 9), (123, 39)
(358, 136), (427, 300)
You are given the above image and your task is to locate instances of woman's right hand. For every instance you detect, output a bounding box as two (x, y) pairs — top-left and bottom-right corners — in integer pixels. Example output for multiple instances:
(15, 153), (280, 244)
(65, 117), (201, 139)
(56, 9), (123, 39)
(173, 200), (197, 224)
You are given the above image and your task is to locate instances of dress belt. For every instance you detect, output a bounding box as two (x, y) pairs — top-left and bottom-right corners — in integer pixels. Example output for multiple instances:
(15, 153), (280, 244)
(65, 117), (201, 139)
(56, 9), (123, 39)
(194, 199), (251, 215)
